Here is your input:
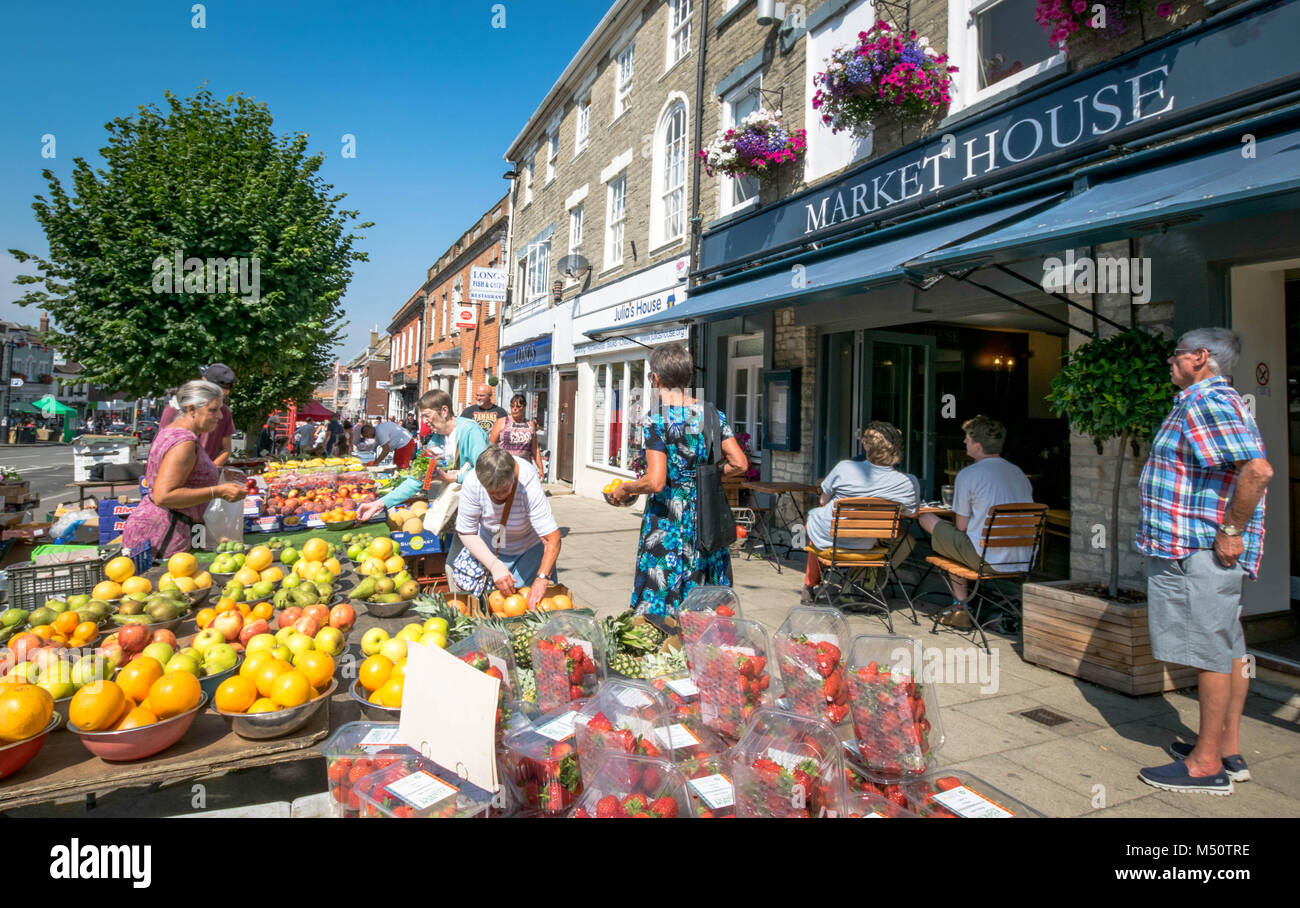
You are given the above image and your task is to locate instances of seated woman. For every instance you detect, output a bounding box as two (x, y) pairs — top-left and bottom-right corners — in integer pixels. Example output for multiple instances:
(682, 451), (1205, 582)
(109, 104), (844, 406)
(453, 445), (561, 609)
(802, 421), (920, 603)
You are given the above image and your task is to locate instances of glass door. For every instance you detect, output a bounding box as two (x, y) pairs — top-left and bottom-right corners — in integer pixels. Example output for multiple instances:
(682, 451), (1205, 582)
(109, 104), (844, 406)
(862, 331), (937, 498)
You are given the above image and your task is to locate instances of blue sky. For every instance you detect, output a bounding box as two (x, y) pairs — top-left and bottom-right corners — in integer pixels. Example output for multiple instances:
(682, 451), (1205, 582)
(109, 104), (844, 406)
(0, 0), (611, 363)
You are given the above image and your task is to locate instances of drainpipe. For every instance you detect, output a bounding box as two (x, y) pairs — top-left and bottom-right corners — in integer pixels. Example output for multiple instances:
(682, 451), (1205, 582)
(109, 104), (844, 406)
(690, 0), (711, 396)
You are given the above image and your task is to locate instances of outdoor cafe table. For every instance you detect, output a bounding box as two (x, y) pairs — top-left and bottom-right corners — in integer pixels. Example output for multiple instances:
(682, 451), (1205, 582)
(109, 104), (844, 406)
(740, 481), (821, 574)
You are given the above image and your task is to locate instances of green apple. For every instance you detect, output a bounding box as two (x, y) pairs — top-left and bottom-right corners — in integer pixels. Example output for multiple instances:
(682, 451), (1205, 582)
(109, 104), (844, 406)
(286, 633), (315, 660)
(201, 643), (239, 675)
(422, 616), (449, 635)
(397, 625), (423, 643)
(280, 547), (300, 565)
(71, 654), (112, 686)
(192, 628), (225, 654)
(38, 661), (77, 700)
(378, 637), (407, 664)
(246, 633), (276, 653)
(179, 646), (204, 664)
(142, 642), (174, 666)
(418, 631), (447, 649)
(7, 662), (40, 684)
(270, 644), (293, 663)
(232, 553), (246, 568)
(360, 627), (389, 657)
(274, 626), (298, 646)
(314, 627), (345, 657)
(165, 653), (200, 676)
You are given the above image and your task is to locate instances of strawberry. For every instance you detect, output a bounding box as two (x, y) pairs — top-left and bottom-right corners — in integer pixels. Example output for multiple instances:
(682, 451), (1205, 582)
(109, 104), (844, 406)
(596, 794), (622, 818)
(569, 684), (586, 700)
(649, 796), (679, 818)
(347, 758), (374, 786)
(575, 807), (592, 818)
(716, 605), (735, 617)
(815, 640), (841, 663)
(935, 776), (963, 791)
(587, 711), (614, 732)
(391, 804), (415, 818)
(485, 665), (504, 681)
(638, 737), (661, 759)
(621, 793), (648, 814)
(327, 758), (352, 785)
(542, 780), (566, 812)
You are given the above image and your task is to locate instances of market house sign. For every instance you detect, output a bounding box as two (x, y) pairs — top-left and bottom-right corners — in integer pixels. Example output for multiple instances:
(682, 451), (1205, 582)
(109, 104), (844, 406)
(698, 0), (1300, 274)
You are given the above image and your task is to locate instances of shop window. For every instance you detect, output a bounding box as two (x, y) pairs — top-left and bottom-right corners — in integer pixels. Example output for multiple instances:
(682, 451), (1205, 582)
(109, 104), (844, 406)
(949, 0), (1063, 112)
(590, 356), (650, 472)
(728, 334), (764, 461)
(721, 76), (761, 215)
(668, 0), (693, 69)
(652, 100), (688, 248)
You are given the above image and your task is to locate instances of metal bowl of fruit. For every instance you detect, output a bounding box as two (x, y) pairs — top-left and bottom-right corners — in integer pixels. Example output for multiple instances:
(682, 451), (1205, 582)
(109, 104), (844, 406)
(361, 597), (412, 619)
(0, 712), (64, 779)
(68, 692), (208, 762)
(185, 586), (213, 608)
(324, 519), (356, 531)
(350, 679), (401, 721)
(208, 571), (236, 587)
(197, 653), (245, 701)
(213, 678), (336, 740)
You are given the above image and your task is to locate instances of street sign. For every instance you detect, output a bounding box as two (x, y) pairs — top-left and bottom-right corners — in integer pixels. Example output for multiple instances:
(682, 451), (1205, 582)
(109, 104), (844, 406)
(9, 379), (22, 388)
(469, 267), (507, 303)
(455, 304), (476, 330)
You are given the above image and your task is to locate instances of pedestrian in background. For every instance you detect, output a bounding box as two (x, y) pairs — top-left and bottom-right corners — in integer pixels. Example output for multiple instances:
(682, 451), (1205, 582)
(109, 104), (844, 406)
(1136, 328), (1272, 796)
(491, 393), (545, 479)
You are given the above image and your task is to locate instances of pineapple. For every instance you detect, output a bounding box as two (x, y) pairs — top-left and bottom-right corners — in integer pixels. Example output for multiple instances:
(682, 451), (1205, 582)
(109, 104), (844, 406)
(608, 651), (646, 679)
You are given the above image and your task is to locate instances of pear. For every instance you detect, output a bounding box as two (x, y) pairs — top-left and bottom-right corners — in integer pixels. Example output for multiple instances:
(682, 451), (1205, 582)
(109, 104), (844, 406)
(67, 594), (91, 609)
(374, 592), (402, 604)
(398, 580), (420, 601)
(353, 577), (376, 600)
(393, 571), (412, 589)
(374, 576), (395, 595)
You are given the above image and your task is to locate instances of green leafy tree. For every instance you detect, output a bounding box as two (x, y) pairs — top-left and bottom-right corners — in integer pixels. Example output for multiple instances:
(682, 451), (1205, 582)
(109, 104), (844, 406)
(1046, 329), (1176, 598)
(8, 89), (371, 433)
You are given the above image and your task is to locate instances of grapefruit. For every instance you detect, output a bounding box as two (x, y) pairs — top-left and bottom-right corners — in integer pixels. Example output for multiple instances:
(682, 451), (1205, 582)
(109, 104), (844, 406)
(0, 684), (54, 742)
(104, 556), (136, 584)
(167, 552), (198, 578)
(69, 681), (128, 731)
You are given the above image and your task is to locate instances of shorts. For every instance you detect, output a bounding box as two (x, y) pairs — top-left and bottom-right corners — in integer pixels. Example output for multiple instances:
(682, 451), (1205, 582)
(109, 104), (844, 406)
(929, 520), (983, 571)
(1146, 549), (1246, 674)
(393, 439), (417, 469)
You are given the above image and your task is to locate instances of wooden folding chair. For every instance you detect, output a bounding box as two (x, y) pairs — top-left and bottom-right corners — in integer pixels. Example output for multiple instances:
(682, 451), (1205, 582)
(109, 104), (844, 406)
(804, 497), (917, 632)
(921, 503), (1048, 652)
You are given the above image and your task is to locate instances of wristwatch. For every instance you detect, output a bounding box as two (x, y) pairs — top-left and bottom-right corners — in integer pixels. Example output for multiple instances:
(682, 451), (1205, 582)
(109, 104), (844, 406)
(535, 572), (550, 584)
(1219, 524), (1243, 537)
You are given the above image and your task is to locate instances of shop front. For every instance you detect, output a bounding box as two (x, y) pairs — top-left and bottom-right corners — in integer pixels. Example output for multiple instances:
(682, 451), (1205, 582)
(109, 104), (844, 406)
(500, 335), (554, 476)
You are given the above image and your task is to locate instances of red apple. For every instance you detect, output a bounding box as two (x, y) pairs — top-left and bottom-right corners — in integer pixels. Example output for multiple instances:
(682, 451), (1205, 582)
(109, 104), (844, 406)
(212, 610), (244, 643)
(293, 615), (320, 637)
(118, 625), (149, 654)
(278, 606), (303, 630)
(151, 628), (178, 648)
(304, 604), (330, 628)
(328, 603), (355, 632)
(99, 640), (125, 670)
(239, 618), (269, 646)
(9, 632), (42, 664)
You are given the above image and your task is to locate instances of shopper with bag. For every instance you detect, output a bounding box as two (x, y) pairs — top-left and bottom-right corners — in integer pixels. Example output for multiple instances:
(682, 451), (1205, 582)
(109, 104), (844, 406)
(450, 446), (561, 608)
(121, 380), (247, 560)
(608, 343), (749, 617)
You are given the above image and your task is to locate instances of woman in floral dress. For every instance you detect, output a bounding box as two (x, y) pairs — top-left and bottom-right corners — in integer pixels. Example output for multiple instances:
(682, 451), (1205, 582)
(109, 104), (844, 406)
(609, 344), (749, 617)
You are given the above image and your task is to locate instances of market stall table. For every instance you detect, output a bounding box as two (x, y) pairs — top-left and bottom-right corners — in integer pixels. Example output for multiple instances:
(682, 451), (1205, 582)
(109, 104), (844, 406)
(66, 480), (141, 508)
(739, 481), (821, 574)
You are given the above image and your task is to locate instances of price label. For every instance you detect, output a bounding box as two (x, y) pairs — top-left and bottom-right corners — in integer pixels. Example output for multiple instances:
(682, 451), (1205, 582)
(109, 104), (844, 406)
(931, 785), (1016, 818)
(360, 726), (401, 749)
(688, 774), (734, 810)
(535, 710), (579, 742)
(614, 686), (653, 709)
(385, 770), (459, 811)
(654, 723), (702, 751)
(665, 677), (699, 697)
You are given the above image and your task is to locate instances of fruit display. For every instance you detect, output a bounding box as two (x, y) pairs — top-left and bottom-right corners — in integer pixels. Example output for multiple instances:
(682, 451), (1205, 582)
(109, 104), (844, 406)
(896, 770), (1037, 818)
(677, 585), (742, 653)
(531, 613), (604, 711)
(843, 764), (920, 818)
(731, 708), (846, 819)
(686, 616), (773, 739)
(211, 640), (335, 716)
(571, 753), (691, 819)
(649, 672), (701, 723)
(103, 627), (239, 686)
(322, 721), (405, 816)
(350, 574), (420, 608)
(500, 703), (587, 817)
(600, 477), (633, 507)
(485, 588), (574, 617)
(353, 537), (409, 579)
(773, 606), (850, 726)
(1, 597), (109, 648)
(844, 635), (943, 778)
(573, 679), (670, 769)
(262, 457), (365, 478)
(352, 750), (496, 818)
(385, 500), (428, 534)
(355, 618), (451, 711)
(68, 670), (201, 733)
(261, 464), (376, 520)
(341, 531), (380, 562)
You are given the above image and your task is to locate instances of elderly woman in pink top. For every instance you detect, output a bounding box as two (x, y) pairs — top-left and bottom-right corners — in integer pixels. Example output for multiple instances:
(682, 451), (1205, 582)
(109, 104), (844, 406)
(121, 381), (246, 560)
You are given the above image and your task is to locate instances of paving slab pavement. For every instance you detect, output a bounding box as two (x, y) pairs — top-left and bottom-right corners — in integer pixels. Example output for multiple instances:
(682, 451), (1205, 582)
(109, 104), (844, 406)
(548, 494), (1300, 818)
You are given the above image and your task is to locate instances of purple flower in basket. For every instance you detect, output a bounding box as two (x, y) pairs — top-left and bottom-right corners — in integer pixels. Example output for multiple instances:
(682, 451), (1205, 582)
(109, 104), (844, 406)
(1156, 1), (1172, 15)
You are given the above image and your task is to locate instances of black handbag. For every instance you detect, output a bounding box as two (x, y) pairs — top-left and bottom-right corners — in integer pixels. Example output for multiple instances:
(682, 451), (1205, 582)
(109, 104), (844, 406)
(695, 403), (737, 553)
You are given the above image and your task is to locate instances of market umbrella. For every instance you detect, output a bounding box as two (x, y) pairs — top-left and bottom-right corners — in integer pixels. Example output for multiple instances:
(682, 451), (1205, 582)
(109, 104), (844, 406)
(10, 402), (41, 415)
(296, 399), (335, 422)
(31, 395), (77, 417)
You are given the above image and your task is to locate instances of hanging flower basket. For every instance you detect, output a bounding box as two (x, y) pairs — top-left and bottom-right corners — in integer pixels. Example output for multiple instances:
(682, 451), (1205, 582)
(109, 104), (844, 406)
(810, 21), (956, 138)
(1035, 0), (1175, 49)
(698, 108), (807, 181)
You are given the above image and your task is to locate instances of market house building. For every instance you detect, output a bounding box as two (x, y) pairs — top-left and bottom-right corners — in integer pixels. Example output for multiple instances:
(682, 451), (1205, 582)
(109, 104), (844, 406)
(585, 0), (1300, 654)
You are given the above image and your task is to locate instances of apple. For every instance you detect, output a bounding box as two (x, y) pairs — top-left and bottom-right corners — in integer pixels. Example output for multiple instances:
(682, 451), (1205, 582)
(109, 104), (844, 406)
(201, 643), (239, 675)
(278, 606), (303, 630)
(38, 661), (77, 700)
(246, 633), (276, 653)
(360, 627), (389, 657)
(314, 626), (345, 657)
(178, 646), (203, 663)
(192, 627), (226, 654)
(98, 639), (125, 670)
(8, 633), (43, 665)
(379, 637), (408, 664)
(422, 617), (449, 635)
(117, 625), (149, 654)
(142, 642), (175, 666)
(286, 633), (315, 661)
(71, 655), (112, 686)
(304, 603), (330, 628)
(281, 572), (301, 589)
(7, 661), (41, 683)
(275, 626), (299, 646)
(239, 618), (270, 646)
(270, 644), (293, 663)
(293, 615), (320, 638)
(397, 625), (423, 643)
(151, 628), (179, 648)
(418, 631), (448, 649)
(329, 603), (355, 631)
(165, 653), (200, 676)
(213, 610), (244, 643)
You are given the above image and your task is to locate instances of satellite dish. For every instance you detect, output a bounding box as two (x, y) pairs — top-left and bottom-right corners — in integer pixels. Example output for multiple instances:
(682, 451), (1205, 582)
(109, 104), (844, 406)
(556, 254), (591, 279)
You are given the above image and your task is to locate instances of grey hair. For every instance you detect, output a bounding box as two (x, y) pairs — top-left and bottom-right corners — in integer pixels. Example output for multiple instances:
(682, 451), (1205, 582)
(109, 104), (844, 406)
(1178, 327), (1241, 375)
(173, 379), (225, 412)
(475, 445), (517, 491)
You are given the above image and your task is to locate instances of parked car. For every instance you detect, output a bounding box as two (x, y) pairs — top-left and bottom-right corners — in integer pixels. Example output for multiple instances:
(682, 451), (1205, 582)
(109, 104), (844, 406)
(134, 419), (158, 444)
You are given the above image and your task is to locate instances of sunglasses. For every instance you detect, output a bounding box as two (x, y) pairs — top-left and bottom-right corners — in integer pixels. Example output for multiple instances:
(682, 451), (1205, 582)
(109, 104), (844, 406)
(1171, 348), (1203, 358)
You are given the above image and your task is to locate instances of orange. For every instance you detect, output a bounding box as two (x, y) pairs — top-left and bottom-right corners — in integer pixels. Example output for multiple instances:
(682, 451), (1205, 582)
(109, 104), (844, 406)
(104, 556), (136, 584)
(121, 576), (152, 596)
(553, 594), (574, 610)
(255, 659), (293, 699)
(49, 634), (68, 647)
(368, 690), (384, 705)
(250, 601), (274, 622)
(167, 551), (198, 578)
(214, 675), (258, 713)
(68, 680), (127, 731)
(248, 698), (278, 713)
(241, 650), (273, 681)
(539, 597), (555, 611)
(358, 655), (393, 693)
(259, 566), (284, 584)
(378, 676), (404, 708)
(234, 567), (261, 587)
(244, 545), (273, 572)
(236, 602), (251, 618)
(295, 651), (335, 689)
(111, 704), (157, 730)
(367, 537), (394, 560)
(0, 683), (54, 742)
(301, 538), (329, 562)
(147, 671), (201, 719)
(214, 598), (239, 615)
(193, 571), (212, 589)
(195, 607), (216, 629)
(54, 612), (79, 636)
(323, 557), (342, 576)
(92, 581), (123, 601)
(502, 594), (527, 617)
(73, 621), (98, 641)
(487, 591), (505, 613)
(117, 657), (164, 703)
(30, 625), (53, 639)
(270, 670), (311, 708)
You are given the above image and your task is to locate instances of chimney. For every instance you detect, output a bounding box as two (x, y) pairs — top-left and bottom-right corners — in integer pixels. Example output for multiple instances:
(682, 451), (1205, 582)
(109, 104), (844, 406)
(39, 312), (48, 333)
(369, 329), (379, 350)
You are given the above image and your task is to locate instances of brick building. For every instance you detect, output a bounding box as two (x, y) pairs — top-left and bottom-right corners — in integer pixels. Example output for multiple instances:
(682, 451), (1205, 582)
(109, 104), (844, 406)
(338, 330), (390, 422)
(387, 288), (426, 421)
(422, 196), (510, 416)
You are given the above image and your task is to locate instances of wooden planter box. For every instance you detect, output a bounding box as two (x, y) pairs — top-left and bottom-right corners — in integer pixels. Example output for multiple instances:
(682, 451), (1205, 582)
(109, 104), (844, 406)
(1022, 580), (1199, 696)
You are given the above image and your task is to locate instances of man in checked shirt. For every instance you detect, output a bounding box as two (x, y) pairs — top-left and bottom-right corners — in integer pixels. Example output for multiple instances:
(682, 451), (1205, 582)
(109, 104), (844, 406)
(1136, 328), (1273, 796)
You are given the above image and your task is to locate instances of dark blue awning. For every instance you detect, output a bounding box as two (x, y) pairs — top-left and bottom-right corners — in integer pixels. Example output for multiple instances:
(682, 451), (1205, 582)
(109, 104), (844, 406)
(582, 194), (1057, 341)
(907, 129), (1300, 270)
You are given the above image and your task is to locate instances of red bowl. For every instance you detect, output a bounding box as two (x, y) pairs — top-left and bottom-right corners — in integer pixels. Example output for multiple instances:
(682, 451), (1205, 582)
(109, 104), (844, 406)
(68, 692), (208, 762)
(0, 712), (63, 779)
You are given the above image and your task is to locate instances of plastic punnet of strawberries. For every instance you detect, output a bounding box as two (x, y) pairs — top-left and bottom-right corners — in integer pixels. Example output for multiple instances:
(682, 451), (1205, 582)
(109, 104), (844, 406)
(570, 752), (693, 818)
(649, 672), (702, 723)
(773, 606), (851, 726)
(677, 585), (743, 654)
(321, 720), (409, 818)
(351, 753), (496, 818)
(843, 765), (919, 818)
(574, 679), (672, 767)
(899, 770), (1034, 818)
(501, 703), (589, 817)
(731, 708), (847, 819)
(844, 634), (944, 778)
(687, 616), (773, 740)
(532, 613), (605, 711)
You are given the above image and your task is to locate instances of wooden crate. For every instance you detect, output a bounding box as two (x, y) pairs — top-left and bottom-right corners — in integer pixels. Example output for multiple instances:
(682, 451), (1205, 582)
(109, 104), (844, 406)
(1022, 580), (1199, 696)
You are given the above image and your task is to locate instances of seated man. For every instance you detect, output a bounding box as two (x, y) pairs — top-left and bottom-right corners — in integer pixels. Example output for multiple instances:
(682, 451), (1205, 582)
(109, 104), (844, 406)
(918, 415), (1033, 628)
(802, 421), (920, 603)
